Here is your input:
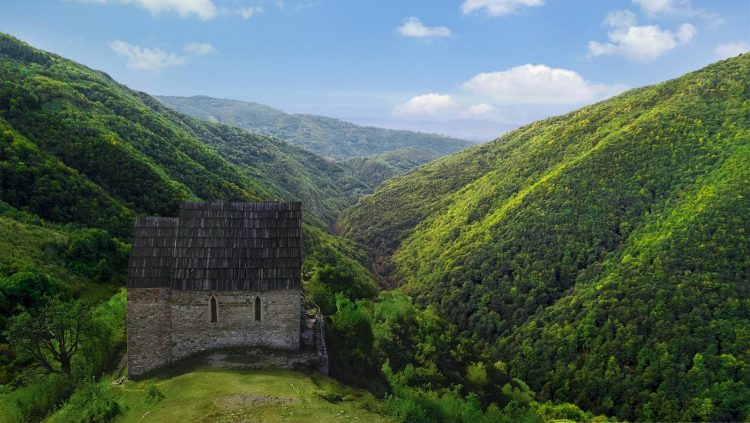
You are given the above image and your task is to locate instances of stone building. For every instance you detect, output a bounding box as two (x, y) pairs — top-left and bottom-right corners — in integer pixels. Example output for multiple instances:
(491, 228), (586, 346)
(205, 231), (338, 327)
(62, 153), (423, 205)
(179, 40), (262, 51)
(126, 201), (303, 378)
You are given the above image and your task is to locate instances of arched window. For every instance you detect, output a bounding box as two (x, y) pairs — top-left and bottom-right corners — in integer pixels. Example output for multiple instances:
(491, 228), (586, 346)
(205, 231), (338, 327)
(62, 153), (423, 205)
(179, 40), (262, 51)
(254, 296), (261, 321)
(210, 296), (218, 323)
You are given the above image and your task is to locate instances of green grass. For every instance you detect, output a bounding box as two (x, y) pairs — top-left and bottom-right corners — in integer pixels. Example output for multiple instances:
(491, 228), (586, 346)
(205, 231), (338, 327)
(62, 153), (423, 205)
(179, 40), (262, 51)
(113, 369), (394, 423)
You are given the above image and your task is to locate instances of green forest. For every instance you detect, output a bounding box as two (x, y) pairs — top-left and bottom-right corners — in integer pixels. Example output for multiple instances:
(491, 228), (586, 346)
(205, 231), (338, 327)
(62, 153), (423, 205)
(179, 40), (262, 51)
(1, 29), (749, 423)
(340, 52), (750, 421)
(0, 33), (593, 422)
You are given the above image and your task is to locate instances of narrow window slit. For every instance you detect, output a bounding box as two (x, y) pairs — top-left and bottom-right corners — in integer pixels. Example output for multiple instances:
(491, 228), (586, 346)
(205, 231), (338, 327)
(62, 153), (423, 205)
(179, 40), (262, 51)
(210, 296), (218, 322)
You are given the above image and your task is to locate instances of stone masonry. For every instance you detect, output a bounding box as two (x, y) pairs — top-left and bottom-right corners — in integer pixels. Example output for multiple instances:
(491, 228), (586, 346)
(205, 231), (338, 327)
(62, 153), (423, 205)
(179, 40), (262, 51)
(126, 202), (303, 378)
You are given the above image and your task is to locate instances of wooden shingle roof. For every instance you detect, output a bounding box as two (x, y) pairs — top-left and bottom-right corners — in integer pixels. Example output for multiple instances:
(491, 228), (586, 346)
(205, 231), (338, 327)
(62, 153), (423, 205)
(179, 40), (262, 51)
(126, 201), (302, 291)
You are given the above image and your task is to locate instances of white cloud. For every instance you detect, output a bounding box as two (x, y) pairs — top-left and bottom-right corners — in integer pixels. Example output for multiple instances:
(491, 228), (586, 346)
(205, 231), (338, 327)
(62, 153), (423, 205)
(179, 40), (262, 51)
(632, 0), (723, 26)
(234, 5), (263, 19)
(588, 11), (696, 62)
(80, 0), (218, 19)
(603, 10), (638, 28)
(80, 0), (266, 20)
(633, 0), (681, 16)
(110, 40), (218, 71)
(396, 18), (452, 39)
(463, 103), (496, 118)
(183, 42), (216, 55)
(462, 64), (627, 105)
(109, 40), (188, 71)
(714, 42), (750, 60)
(461, 0), (544, 16)
(394, 93), (458, 117)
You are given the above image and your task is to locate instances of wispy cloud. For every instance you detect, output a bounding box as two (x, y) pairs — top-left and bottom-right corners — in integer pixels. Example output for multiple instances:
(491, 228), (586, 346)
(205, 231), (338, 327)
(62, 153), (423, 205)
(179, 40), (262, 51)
(394, 93), (459, 117)
(183, 42), (216, 55)
(588, 10), (696, 62)
(79, 0), (218, 19)
(396, 17), (452, 39)
(631, 0), (723, 26)
(462, 103), (496, 118)
(109, 40), (216, 71)
(230, 5), (263, 19)
(461, 0), (544, 17)
(79, 0), (264, 20)
(714, 42), (750, 60)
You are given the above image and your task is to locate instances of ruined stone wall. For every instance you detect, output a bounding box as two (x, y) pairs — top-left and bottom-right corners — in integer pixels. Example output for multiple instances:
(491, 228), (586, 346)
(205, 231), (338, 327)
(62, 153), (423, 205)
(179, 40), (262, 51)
(169, 290), (301, 361)
(127, 288), (172, 378)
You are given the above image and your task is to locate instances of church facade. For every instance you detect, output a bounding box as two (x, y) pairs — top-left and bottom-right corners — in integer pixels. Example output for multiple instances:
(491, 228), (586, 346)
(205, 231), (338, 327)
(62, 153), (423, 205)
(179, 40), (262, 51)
(126, 201), (302, 378)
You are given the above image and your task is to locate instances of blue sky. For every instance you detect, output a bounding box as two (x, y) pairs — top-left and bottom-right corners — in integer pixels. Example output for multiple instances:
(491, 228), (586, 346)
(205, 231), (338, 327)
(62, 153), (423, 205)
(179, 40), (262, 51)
(1, 0), (748, 140)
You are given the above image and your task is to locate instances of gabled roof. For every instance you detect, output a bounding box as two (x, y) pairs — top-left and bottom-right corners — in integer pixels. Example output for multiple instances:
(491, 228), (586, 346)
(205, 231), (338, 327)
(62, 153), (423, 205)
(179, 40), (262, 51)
(127, 201), (302, 291)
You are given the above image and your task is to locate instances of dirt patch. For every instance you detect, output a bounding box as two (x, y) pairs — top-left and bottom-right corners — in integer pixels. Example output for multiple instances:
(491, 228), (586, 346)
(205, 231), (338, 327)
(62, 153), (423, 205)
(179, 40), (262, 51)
(206, 394), (298, 423)
(215, 394), (295, 409)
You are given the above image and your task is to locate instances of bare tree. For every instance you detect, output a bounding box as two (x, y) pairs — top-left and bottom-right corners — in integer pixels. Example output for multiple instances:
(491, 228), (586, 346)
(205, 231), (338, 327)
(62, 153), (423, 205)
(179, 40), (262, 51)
(8, 297), (88, 376)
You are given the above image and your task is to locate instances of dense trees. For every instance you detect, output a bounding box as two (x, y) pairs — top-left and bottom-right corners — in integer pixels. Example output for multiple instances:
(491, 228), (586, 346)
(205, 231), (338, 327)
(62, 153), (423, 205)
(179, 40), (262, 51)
(325, 291), (604, 422)
(341, 52), (750, 420)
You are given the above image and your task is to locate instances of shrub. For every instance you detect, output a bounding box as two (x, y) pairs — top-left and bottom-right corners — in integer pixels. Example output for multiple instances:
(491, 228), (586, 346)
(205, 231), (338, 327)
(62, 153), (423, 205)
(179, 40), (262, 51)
(65, 229), (128, 283)
(0, 373), (70, 422)
(0, 270), (65, 316)
(145, 381), (165, 403)
(48, 378), (121, 423)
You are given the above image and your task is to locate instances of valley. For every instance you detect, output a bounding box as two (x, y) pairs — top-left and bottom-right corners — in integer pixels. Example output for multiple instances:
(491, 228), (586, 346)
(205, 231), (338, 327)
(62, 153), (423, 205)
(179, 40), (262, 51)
(0, 23), (748, 423)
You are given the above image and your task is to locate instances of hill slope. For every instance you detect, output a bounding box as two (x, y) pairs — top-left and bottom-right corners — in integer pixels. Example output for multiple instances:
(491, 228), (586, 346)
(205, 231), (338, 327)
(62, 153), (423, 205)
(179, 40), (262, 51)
(0, 34), (371, 230)
(0, 31), (385, 419)
(339, 54), (750, 421)
(341, 147), (444, 190)
(47, 369), (393, 423)
(157, 95), (474, 161)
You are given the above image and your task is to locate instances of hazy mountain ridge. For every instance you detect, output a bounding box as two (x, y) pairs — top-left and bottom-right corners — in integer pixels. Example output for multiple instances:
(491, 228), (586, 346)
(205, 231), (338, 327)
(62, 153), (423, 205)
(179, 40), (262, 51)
(157, 95), (475, 161)
(339, 53), (750, 421)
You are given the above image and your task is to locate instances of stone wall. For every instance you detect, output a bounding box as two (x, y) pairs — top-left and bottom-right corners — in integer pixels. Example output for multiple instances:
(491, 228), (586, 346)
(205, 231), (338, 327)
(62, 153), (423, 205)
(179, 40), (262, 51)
(127, 288), (173, 378)
(128, 289), (301, 378)
(169, 290), (300, 360)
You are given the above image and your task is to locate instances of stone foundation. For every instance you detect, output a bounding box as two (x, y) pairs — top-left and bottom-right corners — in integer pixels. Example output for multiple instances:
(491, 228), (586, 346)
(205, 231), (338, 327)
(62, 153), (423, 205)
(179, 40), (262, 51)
(127, 288), (173, 378)
(127, 288), (301, 378)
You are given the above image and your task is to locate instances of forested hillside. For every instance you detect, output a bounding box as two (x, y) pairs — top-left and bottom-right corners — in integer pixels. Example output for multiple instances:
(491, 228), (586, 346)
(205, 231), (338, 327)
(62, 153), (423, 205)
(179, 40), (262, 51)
(0, 30), (384, 325)
(342, 147), (444, 190)
(339, 53), (750, 421)
(0, 32), (379, 417)
(157, 95), (474, 162)
(0, 33), (603, 423)
(0, 34), (379, 229)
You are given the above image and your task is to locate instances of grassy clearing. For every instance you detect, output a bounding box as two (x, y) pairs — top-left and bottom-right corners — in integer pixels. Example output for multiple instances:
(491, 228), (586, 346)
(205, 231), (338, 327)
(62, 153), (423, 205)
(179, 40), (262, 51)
(113, 369), (394, 422)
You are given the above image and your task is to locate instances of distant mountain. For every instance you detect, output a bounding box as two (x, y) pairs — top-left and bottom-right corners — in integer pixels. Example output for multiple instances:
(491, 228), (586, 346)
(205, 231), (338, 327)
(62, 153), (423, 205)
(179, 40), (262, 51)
(157, 95), (475, 161)
(339, 53), (750, 421)
(344, 116), (520, 143)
